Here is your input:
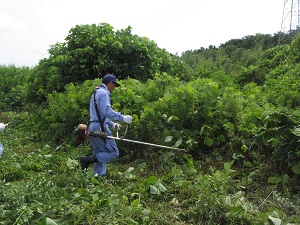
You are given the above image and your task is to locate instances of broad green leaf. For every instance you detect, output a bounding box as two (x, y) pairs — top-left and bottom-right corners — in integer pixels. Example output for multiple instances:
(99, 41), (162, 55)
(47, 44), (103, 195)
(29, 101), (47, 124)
(271, 211), (280, 218)
(183, 155), (196, 173)
(205, 157), (212, 163)
(126, 167), (134, 173)
(131, 198), (140, 208)
(171, 130), (180, 138)
(232, 153), (238, 160)
(120, 206), (132, 216)
(125, 173), (135, 179)
(110, 203), (117, 216)
(109, 195), (120, 205)
(133, 95), (142, 103)
(44, 144), (51, 149)
(144, 175), (158, 184)
(224, 162), (231, 173)
(169, 166), (183, 178)
(45, 218), (58, 225)
(228, 205), (244, 214)
(218, 135), (226, 142)
(243, 160), (253, 167)
(186, 84), (194, 93)
(163, 129), (170, 137)
(40, 218), (58, 225)
(156, 182), (167, 193)
(174, 137), (182, 147)
(164, 136), (173, 143)
(267, 216), (282, 225)
(241, 144), (248, 153)
(164, 92), (173, 101)
(126, 88), (134, 97)
(282, 173), (289, 184)
(92, 177), (100, 185)
(204, 137), (213, 146)
(267, 176), (282, 184)
(93, 193), (99, 202)
(55, 145), (65, 151)
(98, 199), (110, 207)
(124, 218), (139, 224)
(161, 114), (168, 119)
(200, 125), (205, 136)
(292, 163), (300, 174)
(212, 149), (220, 156)
(216, 154), (223, 161)
(171, 115), (179, 121)
(149, 185), (159, 195)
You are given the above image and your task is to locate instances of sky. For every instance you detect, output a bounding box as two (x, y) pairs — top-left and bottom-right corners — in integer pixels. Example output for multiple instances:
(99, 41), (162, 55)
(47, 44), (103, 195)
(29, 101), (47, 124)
(0, 0), (289, 67)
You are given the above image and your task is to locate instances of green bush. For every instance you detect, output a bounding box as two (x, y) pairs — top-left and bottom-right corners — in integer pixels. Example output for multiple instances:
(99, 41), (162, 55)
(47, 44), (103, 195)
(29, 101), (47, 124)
(26, 23), (189, 103)
(0, 65), (33, 111)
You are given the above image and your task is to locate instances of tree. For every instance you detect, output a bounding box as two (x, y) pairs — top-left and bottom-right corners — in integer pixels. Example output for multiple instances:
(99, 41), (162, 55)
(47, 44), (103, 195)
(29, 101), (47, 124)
(27, 23), (187, 102)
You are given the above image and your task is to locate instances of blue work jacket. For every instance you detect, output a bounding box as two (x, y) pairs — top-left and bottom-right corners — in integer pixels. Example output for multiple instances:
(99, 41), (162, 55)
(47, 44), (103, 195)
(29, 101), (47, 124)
(89, 83), (124, 135)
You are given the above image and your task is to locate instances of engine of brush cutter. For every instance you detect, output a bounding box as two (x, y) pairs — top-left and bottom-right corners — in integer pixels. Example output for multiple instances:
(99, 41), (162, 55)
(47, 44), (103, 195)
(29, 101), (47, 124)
(75, 124), (88, 144)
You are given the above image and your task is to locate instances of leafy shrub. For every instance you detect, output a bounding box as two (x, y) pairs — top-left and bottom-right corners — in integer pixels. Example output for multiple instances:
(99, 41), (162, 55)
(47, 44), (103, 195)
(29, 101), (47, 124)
(26, 23), (189, 102)
(252, 112), (300, 175)
(0, 65), (33, 111)
(264, 64), (300, 108)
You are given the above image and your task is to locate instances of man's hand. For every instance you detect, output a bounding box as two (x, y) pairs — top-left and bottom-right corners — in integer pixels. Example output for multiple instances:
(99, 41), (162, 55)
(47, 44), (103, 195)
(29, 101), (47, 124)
(123, 115), (133, 124)
(112, 123), (121, 130)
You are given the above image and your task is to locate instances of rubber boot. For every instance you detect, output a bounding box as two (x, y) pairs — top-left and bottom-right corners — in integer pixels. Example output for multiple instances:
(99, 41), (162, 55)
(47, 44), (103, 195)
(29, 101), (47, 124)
(79, 155), (98, 170)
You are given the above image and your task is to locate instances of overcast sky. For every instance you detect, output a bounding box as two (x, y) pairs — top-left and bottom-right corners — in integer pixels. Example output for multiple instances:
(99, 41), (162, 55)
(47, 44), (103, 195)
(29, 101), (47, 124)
(0, 0), (289, 67)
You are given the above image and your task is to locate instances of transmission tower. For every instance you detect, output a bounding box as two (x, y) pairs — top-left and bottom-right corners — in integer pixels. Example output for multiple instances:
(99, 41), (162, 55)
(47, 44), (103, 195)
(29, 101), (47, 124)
(278, 0), (300, 44)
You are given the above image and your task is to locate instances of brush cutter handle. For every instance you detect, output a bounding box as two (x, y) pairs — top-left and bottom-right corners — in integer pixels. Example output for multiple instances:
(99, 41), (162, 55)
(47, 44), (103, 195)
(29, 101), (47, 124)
(89, 131), (108, 139)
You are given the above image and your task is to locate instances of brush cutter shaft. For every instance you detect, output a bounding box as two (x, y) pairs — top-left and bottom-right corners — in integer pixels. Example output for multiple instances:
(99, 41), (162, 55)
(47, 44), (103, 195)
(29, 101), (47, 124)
(108, 136), (185, 151)
(89, 132), (186, 151)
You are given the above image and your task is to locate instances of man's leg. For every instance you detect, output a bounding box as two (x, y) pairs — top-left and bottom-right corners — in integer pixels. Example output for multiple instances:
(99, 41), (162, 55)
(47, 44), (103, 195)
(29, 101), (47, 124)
(79, 154), (98, 170)
(86, 137), (119, 176)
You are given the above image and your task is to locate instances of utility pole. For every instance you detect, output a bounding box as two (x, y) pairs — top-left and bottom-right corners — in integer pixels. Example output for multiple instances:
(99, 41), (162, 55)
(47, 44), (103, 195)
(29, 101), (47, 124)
(278, 0), (300, 45)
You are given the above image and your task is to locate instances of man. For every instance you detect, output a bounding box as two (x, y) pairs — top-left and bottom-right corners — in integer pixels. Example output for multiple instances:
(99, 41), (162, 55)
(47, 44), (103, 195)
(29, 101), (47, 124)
(0, 123), (5, 158)
(79, 74), (133, 176)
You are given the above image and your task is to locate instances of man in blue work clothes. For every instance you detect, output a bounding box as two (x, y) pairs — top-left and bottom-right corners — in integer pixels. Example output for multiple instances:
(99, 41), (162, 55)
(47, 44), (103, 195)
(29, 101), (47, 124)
(79, 74), (133, 176)
(0, 122), (5, 158)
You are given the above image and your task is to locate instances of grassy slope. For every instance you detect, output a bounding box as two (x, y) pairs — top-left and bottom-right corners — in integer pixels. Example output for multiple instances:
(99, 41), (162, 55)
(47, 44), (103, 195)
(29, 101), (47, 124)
(0, 122), (299, 225)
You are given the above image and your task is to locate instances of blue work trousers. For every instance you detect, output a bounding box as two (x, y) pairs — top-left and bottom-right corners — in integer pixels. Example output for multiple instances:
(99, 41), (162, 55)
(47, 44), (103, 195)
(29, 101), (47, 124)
(88, 135), (119, 176)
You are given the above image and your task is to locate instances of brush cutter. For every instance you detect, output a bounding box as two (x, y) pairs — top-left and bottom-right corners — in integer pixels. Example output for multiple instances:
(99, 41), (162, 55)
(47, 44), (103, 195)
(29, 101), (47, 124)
(89, 126), (186, 152)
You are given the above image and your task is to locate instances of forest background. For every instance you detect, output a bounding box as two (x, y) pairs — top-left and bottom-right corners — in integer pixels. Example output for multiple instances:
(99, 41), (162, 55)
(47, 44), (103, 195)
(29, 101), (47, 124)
(0, 23), (300, 224)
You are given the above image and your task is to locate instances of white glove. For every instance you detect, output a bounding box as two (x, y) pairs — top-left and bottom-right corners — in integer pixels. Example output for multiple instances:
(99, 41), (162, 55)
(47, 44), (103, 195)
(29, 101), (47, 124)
(123, 115), (133, 124)
(112, 123), (121, 130)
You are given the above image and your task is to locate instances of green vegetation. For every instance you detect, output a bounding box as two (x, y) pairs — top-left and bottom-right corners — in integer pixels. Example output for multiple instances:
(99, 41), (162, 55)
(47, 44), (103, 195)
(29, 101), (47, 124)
(0, 23), (299, 224)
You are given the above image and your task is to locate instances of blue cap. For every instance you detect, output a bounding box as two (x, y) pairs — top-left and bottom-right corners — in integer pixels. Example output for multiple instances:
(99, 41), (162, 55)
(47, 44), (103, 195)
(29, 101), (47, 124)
(102, 74), (120, 87)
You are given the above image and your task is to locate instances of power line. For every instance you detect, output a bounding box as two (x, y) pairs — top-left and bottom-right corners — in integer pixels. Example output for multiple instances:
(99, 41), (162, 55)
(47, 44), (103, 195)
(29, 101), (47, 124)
(137, 0), (199, 37)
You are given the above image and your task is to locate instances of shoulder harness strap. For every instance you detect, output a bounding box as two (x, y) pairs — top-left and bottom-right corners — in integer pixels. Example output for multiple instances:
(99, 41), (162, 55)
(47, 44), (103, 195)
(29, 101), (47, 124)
(93, 88), (106, 134)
